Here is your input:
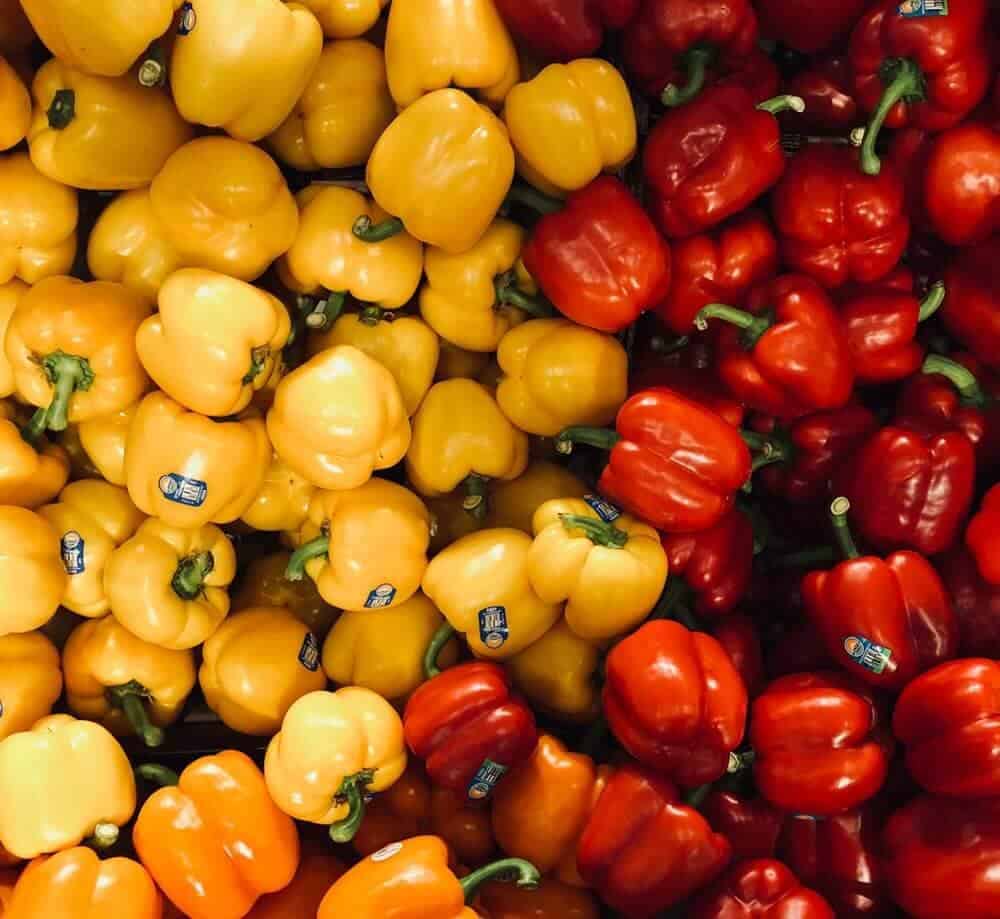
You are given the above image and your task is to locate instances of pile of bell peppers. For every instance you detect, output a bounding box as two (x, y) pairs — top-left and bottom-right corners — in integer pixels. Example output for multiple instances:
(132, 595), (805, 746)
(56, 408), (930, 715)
(1, 0), (1000, 916)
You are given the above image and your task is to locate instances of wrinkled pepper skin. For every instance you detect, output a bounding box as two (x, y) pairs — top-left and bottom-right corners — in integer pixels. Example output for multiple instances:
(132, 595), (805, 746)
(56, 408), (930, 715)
(0, 402), (69, 508)
(691, 859), (834, 918)
(968, 485), (1000, 585)
(76, 402), (136, 487)
(0, 507), (66, 637)
(233, 551), (336, 637)
(493, 0), (637, 62)
(479, 879), (600, 918)
(0, 56), (30, 152)
(0, 631), (62, 741)
(942, 237), (1000, 371)
(298, 0), (388, 37)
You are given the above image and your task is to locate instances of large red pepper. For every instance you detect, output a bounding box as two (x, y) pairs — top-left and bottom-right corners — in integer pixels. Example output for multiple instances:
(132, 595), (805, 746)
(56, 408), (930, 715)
(689, 858), (835, 918)
(703, 791), (782, 861)
(771, 146), (910, 290)
(603, 619), (748, 786)
(712, 613), (765, 697)
(521, 177), (671, 334)
(754, 0), (868, 54)
(786, 56), (859, 133)
(942, 236), (1000, 371)
(887, 128), (933, 231)
(967, 485), (1000, 585)
(938, 545), (1000, 659)
(576, 763), (731, 917)
(629, 368), (746, 429)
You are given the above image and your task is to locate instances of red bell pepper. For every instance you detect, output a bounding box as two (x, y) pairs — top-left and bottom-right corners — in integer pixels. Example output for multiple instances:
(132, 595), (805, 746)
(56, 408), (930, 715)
(888, 128), (933, 231)
(521, 177), (671, 334)
(643, 87), (801, 239)
(771, 146), (910, 289)
(689, 858), (835, 918)
(603, 619), (748, 787)
(703, 791), (782, 861)
(576, 763), (731, 917)
(713, 612), (765, 698)
(755, 0), (868, 54)
(696, 275), (854, 419)
(491, 0), (639, 62)
(967, 485), (1000, 585)
(942, 236), (1000, 371)
(629, 368), (746, 429)
(750, 672), (890, 816)
(555, 388), (752, 533)
(653, 211), (778, 337)
(786, 56), (859, 133)
(938, 545), (1000, 660)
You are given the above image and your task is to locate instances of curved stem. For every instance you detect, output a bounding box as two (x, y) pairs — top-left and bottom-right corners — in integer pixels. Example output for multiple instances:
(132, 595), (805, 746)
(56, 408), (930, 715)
(85, 823), (119, 850)
(460, 858), (541, 902)
(756, 95), (806, 116)
(922, 354), (986, 408)
(424, 622), (456, 679)
(285, 535), (329, 582)
(560, 514), (628, 548)
(555, 426), (621, 455)
(859, 58), (925, 176)
(682, 784), (712, 809)
(662, 46), (714, 107)
(26, 352), (94, 437)
(462, 473), (489, 522)
(171, 551), (214, 600)
(352, 215), (404, 243)
(243, 345), (270, 384)
(504, 183), (562, 215)
(494, 272), (552, 318)
(303, 291), (346, 330)
(649, 334), (690, 355)
(47, 89), (75, 129)
(107, 681), (164, 748)
(830, 497), (860, 560)
(918, 281), (945, 323)
(135, 763), (180, 787)
(694, 304), (772, 348)
(329, 770), (374, 843)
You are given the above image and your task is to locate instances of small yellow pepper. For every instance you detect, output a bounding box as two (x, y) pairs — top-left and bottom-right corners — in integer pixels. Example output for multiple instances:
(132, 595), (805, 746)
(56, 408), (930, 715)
(384, 0), (519, 109)
(124, 392), (270, 529)
(62, 615), (196, 746)
(268, 39), (394, 171)
(0, 631), (63, 741)
(0, 280), (24, 397)
(267, 345), (411, 491)
(298, 0), (388, 37)
(504, 60), (636, 196)
(28, 58), (193, 191)
(105, 517), (237, 650)
(76, 401), (137, 487)
(367, 88), (515, 254)
(435, 340), (492, 382)
(200, 606), (328, 736)
(422, 528), (561, 659)
(495, 318), (628, 437)
(0, 153), (77, 285)
(264, 687), (408, 841)
(241, 453), (316, 533)
(0, 56), (30, 151)
(150, 137), (298, 282)
(0, 401), (69, 508)
(0, 507), (66, 637)
(233, 551), (339, 637)
(490, 460), (589, 533)
(0, 714), (136, 859)
(170, 0), (323, 142)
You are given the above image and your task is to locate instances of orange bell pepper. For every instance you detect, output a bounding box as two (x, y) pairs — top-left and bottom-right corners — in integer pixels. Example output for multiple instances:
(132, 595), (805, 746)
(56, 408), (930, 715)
(246, 851), (346, 919)
(133, 751), (299, 919)
(478, 878), (600, 918)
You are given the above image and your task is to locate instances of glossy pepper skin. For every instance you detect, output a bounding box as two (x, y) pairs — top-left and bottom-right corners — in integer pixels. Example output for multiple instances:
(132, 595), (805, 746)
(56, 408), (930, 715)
(299, 0), (388, 37)
(702, 791), (783, 861)
(968, 485), (1000, 585)
(75, 402), (135, 487)
(0, 56), (31, 151)
(134, 751), (299, 919)
(787, 56), (859, 133)
(233, 551), (336, 637)
(0, 507), (66, 637)
(942, 237), (1000, 371)
(690, 859), (834, 918)
(751, 673), (889, 817)
(493, 0), (637, 62)
(240, 453), (314, 533)
(0, 632), (62, 741)
(0, 402), (69, 508)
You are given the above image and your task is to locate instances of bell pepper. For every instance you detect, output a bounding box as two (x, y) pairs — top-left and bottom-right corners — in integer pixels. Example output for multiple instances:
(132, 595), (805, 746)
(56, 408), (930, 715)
(643, 87), (798, 239)
(0, 153), (77, 285)
(492, 0), (637, 63)
(690, 858), (834, 918)
(125, 392), (270, 528)
(503, 59), (636, 197)
(0, 507), (66, 637)
(104, 517), (237, 650)
(713, 613), (765, 698)
(367, 88), (515, 254)
(967, 485), (1000, 585)
(577, 763), (731, 916)
(149, 136), (298, 282)
(942, 236), (1000, 371)
(479, 878), (600, 919)
(134, 750), (299, 919)
(750, 672), (889, 816)
(240, 453), (315, 533)
(0, 715), (135, 859)
(754, 0), (867, 54)
(787, 56), (859, 133)
(0, 402), (69, 509)
(489, 461), (589, 533)
(264, 687), (407, 841)
(233, 551), (336, 636)
(75, 401), (136, 487)
(62, 615), (195, 746)
(0, 56), (29, 151)
(298, 0), (388, 37)
(630, 360), (748, 431)
(318, 835), (540, 919)
(267, 345), (411, 491)
(246, 852), (346, 919)
(436, 340), (492, 382)
(0, 631), (62, 741)
(937, 545), (1000, 660)
(702, 791), (783, 861)
(849, 0), (992, 176)
(0, 280), (23, 397)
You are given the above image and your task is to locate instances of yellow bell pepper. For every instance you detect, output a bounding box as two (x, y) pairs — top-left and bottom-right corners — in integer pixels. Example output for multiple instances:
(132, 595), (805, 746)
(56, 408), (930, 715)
(233, 551), (339, 637)
(495, 318), (628, 437)
(0, 56), (30, 151)
(280, 185), (424, 319)
(367, 88), (515, 254)
(384, 0), (519, 109)
(169, 0), (323, 142)
(104, 517), (237, 650)
(200, 605), (328, 736)
(267, 345), (411, 491)
(87, 190), (183, 301)
(308, 311), (439, 417)
(0, 714), (136, 859)
(0, 631), (63, 741)
(528, 497), (668, 640)
(264, 687), (407, 841)
(38, 479), (145, 618)
(422, 527), (561, 659)
(0, 401), (69, 509)
(149, 136), (298, 282)
(503, 60), (636, 196)
(0, 0), (35, 55)
(0, 153), (77, 285)
(136, 269), (291, 417)
(0, 507), (66, 637)
(506, 619), (601, 722)
(18, 0), (178, 77)
(76, 401), (137, 487)
(287, 478), (432, 612)
(124, 392), (270, 529)
(435, 340), (491, 382)
(62, 615), (196, 746)
(27, 58), (193, 191)
(322, 592), (458, 701)
(268, 39), (394, 171)
(241, 453), (316, 533)
(0, 280), (24, 397)
(490, 460), (589, 533)
(299, 0), (388, 38)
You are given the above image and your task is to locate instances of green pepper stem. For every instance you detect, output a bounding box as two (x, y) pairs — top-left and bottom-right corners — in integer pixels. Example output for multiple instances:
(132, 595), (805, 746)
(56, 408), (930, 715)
(727, 749), (756, 774)
(171, 551), (214, 600)
(494, 271), (553, 318)
(662, 46), (714, 107)
(107, 681), (164, 748)
(135, 763), (180, 787)
(352, 215), (405, 243)
(859, 58), (925, 176)
(424, 622), (456, 680)
(741, 429), (791, 475)
(460, 858), (541, 902)
(555, 426), (621, 455)
(682, 784), (712, 809)
(649, 334), (690, 355)
(462, 473), (490, 522)
(504, 183), (562, 215)
(302, 291), (346, 330)
(329, 770), (375, 843)
(359, 305), (392, 326)
(922, 354), (987, 408)
(918, 281), (946, 323)
(560, 514), (628, 548)
(695, 304), (772, 348)
(830, 497), (860, 560)
(25, 352), (95, 438)
(137, 43), (167, 87)
(85, 823), (119, 850)
(47, 89), (75, 129)
(243, 345), (270, 384)
(756, 94), (806, 116)
(285, 535), (329, 582)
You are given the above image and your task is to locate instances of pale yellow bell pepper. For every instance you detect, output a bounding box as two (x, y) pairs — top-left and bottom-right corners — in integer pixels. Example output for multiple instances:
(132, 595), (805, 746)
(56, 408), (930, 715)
(200, 606), (328, 736)
(298, 0), (388, 38)
(367, 88), (515, 254)
(504, 60), (636, 196)
(233, 551), (339, 637)
(0, 401), (69, 509)
(422, 527), (561, 659)
(76, 401), (137, 487)
(241, 453), (316, 533)
(0, 55), (30, 151)
(0, 280), (24, 396)
(149, 136), (298, 282)
(0, 714), (136, 859)
(0, 153), (77, 285)
(264, 687), (407, 841)
(268, 39), (394, 171)
(0, 631), (63, 741)
(0, 507), (66, 637)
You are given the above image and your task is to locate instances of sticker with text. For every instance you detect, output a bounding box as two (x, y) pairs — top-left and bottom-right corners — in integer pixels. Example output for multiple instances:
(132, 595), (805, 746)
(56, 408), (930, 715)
(467, 759), (508, 800)
(584, 493), (621, 522)
(60, 531), (85, 575)
(298, 633), (320, 671)
(364, 583), (397, 609)
(843, 635), (892, 675)
(159, 473), (208, 507)
(478, 605), (508, 650)
(370, 842), (403, 862)
(898, 0), (947, 17)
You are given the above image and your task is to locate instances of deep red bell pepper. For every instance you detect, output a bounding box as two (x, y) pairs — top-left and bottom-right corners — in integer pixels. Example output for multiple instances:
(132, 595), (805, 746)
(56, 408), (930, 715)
(967, 485), (1000, 585)
(521, 177), (671, 334)
(696, 275), (854, 419)
(786, 56), (859, 133)
(576, 763), (731, 917)
(750, 672), (890, 816)
(755, 0), (868, 54)
(689, 858), (835, 918)
(771, 146), (910, 289)
(629, 370), (746, 429)
(887, 128), (933, 231)
(703, 791), (782, 861)
(556, 388), (752, 533)
(942, 236), (1000, 371)
(643, 87), (801, 239)
(893, 658), (1000, 799)
(603, 619), (748, 786)
(713, 613), (765, 698)
(938, 545), (1000, 659)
